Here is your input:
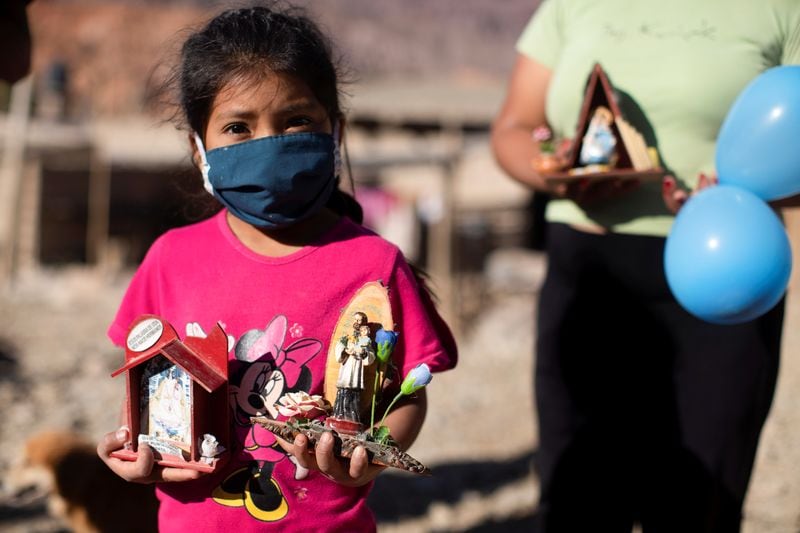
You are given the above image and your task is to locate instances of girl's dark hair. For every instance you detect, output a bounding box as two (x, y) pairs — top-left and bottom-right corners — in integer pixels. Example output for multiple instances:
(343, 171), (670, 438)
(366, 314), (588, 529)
(180, 3), (340, 135)
(172, 2), (362, 222)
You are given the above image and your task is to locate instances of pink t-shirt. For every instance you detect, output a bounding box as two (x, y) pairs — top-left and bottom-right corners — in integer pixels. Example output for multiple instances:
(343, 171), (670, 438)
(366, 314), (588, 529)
(108, 210), (457, 532)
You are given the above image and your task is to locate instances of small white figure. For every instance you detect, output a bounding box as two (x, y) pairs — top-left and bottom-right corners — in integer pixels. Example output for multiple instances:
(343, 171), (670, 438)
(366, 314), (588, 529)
(579, 106), (617, 166)
(200, 433), (221, 464)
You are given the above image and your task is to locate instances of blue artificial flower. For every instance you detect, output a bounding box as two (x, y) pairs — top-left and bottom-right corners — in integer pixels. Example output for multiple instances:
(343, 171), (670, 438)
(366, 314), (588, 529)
(375, 328), (399, 363)
(400, 363), (432, 395)
(376, 363), (434, 435)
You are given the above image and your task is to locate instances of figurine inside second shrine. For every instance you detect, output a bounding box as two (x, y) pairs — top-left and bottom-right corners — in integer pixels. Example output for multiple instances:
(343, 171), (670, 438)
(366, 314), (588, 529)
(140, 357), (192, 456)
(579, 105), (617, 166)
(332, 312), (376, 424)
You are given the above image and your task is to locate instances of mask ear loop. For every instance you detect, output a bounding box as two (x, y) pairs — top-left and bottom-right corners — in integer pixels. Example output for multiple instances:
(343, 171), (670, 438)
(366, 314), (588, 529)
(192, 132), (214, 195)
(332, 121), (343, 178)
(335, 121), (358, 200)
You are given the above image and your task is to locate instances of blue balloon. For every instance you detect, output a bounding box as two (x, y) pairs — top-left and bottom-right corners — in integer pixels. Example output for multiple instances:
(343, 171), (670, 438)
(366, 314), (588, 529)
(716, 65), (800, 201)
(664, 185), (792, 325)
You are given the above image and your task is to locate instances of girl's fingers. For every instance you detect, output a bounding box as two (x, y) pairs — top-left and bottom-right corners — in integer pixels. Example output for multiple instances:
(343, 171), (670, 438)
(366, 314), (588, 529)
(97, 426), (152, 482)
(109, 444), (156, 483)
(270, 427), (386, 486)
(274, 433), (315, 470)
(97, 426), (202, 484)
(97, 426), (129, 460)
(291, 434), (314, 470)
(347, 445), (370, 479)
(278, 429), (385, 486)
(277, 431), (354, 483)
(159, 463), (203, 483)
(123, 444), (203, 483)
(131, 443), (156, 480)
(315, 432), (346, 479)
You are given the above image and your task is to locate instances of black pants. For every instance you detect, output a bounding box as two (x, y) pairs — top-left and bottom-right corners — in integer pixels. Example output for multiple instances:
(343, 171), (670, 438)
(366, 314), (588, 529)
(535, 224), (783, 533)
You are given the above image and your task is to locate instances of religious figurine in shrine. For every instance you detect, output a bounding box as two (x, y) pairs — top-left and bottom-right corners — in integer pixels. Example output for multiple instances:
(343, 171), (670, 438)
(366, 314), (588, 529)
(332, 312), (376, 424)
(579, 105), (617, 166)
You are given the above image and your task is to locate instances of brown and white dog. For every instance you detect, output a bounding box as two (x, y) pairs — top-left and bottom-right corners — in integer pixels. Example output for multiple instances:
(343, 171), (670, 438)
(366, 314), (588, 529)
(9, 430), (159, 533)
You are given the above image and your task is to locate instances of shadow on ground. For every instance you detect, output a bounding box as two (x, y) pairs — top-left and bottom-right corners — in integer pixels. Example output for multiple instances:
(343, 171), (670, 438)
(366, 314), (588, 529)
(1, 449), (539, 532)
(370, 448), (538, 531)
(0, 338), (19, 383)
(459, 513), (538, 533)
(0, 497), (67, 533)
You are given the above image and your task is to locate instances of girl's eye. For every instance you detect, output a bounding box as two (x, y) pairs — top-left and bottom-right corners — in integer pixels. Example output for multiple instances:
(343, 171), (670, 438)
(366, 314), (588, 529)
(285, 116), (313, 131)
(223, 123), (250, 136)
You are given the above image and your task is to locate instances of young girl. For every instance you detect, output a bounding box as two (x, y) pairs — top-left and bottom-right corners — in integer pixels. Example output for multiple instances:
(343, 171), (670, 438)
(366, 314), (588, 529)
(96, 4), (457, 531)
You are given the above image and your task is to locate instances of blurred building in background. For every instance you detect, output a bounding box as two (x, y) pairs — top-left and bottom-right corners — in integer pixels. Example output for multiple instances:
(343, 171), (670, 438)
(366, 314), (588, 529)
(0, 0), (544, 326)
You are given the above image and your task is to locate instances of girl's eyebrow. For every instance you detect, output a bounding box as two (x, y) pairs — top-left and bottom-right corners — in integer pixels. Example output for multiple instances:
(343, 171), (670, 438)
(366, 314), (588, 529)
(214, 100), (321, 120)
(275, 100), (322, 114)
(214, 108), (259, 121)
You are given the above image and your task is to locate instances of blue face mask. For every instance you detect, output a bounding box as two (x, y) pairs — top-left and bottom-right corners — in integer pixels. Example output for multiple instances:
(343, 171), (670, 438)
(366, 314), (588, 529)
(193, 130), (340, 228)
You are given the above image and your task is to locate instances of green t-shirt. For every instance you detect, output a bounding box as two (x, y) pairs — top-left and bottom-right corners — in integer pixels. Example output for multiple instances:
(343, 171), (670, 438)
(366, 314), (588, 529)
(517, 0), (800, 236)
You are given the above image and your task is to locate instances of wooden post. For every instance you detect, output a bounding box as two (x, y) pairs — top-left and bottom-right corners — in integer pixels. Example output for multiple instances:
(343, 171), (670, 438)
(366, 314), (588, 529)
(86, 149), (111, 266)
(16, 155), (41, 273)
(426, 127), (463, 333)
(0, 76), (33, 285)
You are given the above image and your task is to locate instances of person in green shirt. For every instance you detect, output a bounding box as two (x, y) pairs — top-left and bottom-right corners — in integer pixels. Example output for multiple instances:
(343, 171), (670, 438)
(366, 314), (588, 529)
(491, 1), (800, 531)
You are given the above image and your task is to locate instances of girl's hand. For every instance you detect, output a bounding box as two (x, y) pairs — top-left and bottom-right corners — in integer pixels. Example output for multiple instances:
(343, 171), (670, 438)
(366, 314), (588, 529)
(97, 426), (204, 484)
(662, 173), (718, 214)
(277, 431), (385, 487)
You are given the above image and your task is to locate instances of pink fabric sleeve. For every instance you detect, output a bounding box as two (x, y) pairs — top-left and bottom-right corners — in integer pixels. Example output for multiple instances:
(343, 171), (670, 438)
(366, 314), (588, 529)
(390, 257), (458, 378)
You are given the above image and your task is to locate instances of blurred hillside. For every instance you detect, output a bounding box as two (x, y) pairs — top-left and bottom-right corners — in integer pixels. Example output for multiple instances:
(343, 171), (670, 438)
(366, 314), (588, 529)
(26, 0), (540, 119)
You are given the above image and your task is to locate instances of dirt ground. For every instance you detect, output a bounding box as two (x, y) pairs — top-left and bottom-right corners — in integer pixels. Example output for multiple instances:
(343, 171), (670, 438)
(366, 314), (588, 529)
(0, 256), (540, 533)
(1, 212), (800, 532)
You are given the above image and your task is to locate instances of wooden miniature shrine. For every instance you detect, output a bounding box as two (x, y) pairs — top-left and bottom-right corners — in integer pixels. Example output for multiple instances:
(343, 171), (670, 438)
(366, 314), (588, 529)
(323, 281), (393, 435)
(251, 281), (433, 475)
(542, 63), (664, 183)
(110, 315), (229, 472)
